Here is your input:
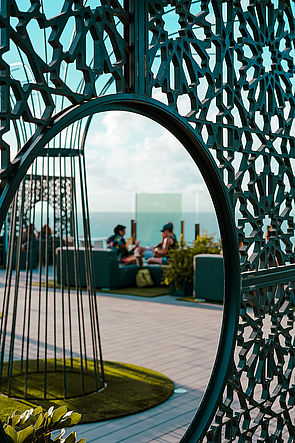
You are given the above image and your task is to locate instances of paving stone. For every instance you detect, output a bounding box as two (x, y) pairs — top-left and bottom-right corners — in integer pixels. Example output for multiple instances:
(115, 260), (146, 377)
(0, 270), (224, 442)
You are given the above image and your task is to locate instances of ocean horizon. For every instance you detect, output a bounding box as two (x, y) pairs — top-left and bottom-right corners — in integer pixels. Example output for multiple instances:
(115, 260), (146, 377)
(86, 211), (220, 246)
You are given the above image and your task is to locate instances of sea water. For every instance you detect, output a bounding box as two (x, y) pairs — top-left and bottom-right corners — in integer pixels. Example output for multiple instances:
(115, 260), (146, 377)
(87, 211), (220, 246)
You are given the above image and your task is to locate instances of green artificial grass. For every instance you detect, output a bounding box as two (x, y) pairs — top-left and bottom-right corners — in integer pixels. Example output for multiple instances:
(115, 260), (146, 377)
(100, 286), (169, 297)
(0, 359), (174, 424)
(176, 297), (204, 303)
(177, 297), (223, 305)
(32, 281), (169, 297)
(32, 280), (63, 289)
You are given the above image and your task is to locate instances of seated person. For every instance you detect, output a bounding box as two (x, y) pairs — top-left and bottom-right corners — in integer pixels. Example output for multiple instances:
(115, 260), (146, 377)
(41, 224), (53, 238)
(147, 222), (177, 265)
(21, 223), (39, 249)
(107, 224), (142, 266)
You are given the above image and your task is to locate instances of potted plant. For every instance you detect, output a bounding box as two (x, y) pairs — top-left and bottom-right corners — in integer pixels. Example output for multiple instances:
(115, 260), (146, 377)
(3, 405), (85, 443)
(163, 233), (221, 298)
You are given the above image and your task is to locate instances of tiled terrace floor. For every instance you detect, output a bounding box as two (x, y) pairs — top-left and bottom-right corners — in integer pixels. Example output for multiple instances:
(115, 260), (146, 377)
(73, 293), (223, 442)
(0, 267), (224, 442)
(1, 269), (295, 442)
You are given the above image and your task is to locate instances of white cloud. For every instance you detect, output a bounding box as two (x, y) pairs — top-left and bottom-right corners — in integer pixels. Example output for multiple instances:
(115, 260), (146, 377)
(84, 111), (211, 212)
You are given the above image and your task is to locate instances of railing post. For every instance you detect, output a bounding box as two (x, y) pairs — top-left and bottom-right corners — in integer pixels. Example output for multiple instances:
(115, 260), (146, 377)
(181, 220), (184, 238)
(131, 219), (136, 244)
(195, 223), (200, 240)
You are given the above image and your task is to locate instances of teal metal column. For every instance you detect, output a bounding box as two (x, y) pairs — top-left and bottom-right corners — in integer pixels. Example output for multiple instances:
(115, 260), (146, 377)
(128, 0), (148, 94)
(0, 0), (10, 171)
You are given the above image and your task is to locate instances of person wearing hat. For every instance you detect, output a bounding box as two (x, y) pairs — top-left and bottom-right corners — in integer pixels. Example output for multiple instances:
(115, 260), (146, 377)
(107, 224), (142, 265)
(146, 222), (177, 265)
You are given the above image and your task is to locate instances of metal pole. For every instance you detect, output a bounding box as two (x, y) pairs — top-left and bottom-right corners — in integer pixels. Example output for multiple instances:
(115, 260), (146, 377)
(195, 223), (200, 239)
(4, 215), (8, 267)
(131, 219), (136, 244)
(181, 220), (185, 238)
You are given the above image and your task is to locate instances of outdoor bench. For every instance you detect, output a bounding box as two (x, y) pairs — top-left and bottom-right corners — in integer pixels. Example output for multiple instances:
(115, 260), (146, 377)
(56, 247), (164, 289)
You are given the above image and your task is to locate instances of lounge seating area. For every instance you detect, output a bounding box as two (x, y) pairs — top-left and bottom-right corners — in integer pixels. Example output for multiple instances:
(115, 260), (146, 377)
(1, 222), (224, 298)
(56, 247), (224, 301)
(56, 247), (164, 289)
(10, 237), (60, 270)
(2, 234), (224, 299)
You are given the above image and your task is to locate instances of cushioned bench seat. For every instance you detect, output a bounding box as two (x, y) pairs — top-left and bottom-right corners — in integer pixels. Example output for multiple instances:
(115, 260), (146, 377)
(56, 247), (164, 289)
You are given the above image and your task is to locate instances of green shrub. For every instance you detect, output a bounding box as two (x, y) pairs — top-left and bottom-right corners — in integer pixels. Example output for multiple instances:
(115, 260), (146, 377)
(4, 405), (85, 443)
(163, 233), (221, 290)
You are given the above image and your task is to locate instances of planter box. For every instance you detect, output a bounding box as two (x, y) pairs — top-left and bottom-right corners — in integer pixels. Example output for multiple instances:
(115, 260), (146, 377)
(194, 254), (224, 302)
(168, 281), (193, 298)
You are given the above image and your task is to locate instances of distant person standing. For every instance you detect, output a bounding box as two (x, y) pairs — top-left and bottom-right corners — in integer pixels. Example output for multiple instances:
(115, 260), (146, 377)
(107, 224), (142, 266)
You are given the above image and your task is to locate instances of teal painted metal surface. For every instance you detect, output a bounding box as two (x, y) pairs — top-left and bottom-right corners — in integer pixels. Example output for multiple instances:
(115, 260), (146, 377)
(0, 1), (294, 441)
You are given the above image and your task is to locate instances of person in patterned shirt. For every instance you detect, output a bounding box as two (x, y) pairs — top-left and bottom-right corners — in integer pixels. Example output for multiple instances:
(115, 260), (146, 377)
(107, 224), (142, 265)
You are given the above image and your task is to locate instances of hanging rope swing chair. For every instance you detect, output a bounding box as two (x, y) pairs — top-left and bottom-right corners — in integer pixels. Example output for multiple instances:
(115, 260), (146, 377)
(0, 131), (105, 400)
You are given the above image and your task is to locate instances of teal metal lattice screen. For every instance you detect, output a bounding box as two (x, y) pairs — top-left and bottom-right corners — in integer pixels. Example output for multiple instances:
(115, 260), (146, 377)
(0, 1), (294, 441)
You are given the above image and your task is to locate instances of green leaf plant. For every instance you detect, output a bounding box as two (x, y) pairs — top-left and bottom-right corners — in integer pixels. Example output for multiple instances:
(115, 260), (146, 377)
(4, 405), (85, 443)
(163, 233), (221, 290)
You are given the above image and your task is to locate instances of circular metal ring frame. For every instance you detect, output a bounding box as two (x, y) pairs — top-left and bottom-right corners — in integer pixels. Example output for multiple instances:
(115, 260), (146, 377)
(0, 94), (240, 441)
